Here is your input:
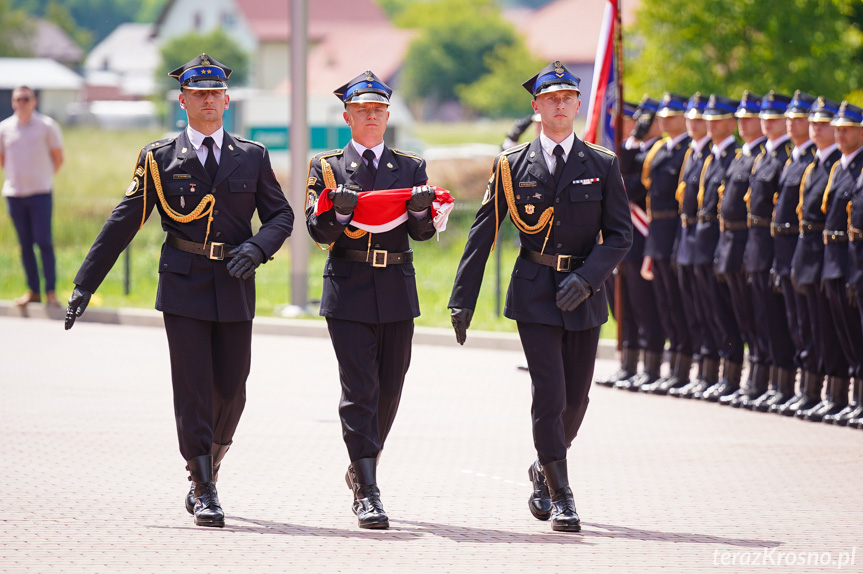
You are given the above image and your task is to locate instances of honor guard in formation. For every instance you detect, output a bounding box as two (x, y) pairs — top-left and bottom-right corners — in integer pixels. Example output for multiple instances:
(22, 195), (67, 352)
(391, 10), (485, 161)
(609, 88), (863, 430)
(304, 71), (437, 529)
(64, 53), (294, 527)
(638, 93), (693, 394)
(604, 96), (665, 391)
(449, 61), (632, 532)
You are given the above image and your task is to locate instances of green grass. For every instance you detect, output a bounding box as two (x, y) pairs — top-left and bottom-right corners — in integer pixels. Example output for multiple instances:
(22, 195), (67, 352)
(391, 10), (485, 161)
(0, 125), (616, 338)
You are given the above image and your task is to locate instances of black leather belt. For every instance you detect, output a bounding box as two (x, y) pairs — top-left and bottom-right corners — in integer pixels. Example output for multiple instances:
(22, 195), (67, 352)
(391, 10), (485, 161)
(771, 222), (797, 236)
(720, 218), (748, 231)
(650, 209), (679, 221)
(800, 220), (825, 234)
(748, 214), (771, 228)
(329, 246), (413, 267)
(519, 246), (585, 272)
(166, 234), (237, 260)
(680, 214), (697, 228)
(823, 230), (849, 244)
(851, 226), (863, 242)
(697, 212), (718, 224)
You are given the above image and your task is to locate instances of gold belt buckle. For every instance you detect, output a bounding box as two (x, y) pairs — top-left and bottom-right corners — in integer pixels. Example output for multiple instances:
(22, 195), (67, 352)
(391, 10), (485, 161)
(556, 254), (571, 272)
(209, 242), (225, 260)
(371, 249), (388, 268)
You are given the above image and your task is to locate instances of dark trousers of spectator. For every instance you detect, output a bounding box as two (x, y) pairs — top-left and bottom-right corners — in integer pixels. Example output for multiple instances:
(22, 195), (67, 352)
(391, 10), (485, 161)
(6, 193), (56, 293)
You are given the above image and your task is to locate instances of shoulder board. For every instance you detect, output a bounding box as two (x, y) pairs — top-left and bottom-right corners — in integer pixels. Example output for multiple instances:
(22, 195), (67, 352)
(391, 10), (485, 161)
(315, 149), (344, 160)
(143, 138), (174, 152)
(500, 142), (530, 157)
(585, 141), (616, 157)
(233, 135), (265, 148)
(392, 149), (424, 162)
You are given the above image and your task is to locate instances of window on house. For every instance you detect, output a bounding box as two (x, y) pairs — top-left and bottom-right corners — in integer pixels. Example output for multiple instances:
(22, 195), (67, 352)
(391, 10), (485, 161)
(222, 12), (235, 27)
(193, 12), (202, 30)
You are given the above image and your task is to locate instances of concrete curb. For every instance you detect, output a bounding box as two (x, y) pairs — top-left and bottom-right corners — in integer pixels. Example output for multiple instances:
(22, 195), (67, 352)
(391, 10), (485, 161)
(0, 300), (619, 359)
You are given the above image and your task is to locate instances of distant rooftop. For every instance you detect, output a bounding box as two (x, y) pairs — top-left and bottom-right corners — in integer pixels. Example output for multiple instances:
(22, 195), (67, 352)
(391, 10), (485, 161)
(0, 58), (83, 90)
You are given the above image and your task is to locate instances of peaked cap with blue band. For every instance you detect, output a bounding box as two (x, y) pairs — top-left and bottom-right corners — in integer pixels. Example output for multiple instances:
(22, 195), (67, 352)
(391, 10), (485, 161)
(703, 94), (738, 120)
(759, 91), (792, 119)
(169, 53), (231, 90)
(523, 61), (581, 97)
(785, 90), (817, 118)
(685, 92), (707, 119)
(809, 96), (841, 123)
(830, 100), (863, 126)
(656, 93), (688, 117)
(622, 100), (638, 118)
(334, 70), (392, 106)
(734, 91), (762, 118)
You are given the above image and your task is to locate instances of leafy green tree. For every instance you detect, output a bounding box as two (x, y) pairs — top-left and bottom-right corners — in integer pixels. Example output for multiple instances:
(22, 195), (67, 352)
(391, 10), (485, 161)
(374, 0), (414, 19)
(45, 0), (91, 49)
(397, 0), (519, 110)
(457, 37), (544, 118)
(13, 0), (141, 45)
(627, 0), (863, 101)
(156, 29), (250, 93)
(136, 0), (168, 23)
(0, 0), (34, 57)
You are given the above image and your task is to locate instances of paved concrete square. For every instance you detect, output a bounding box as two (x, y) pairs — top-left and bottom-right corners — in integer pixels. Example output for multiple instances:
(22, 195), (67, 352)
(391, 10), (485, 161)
(2, 315), (861, 572)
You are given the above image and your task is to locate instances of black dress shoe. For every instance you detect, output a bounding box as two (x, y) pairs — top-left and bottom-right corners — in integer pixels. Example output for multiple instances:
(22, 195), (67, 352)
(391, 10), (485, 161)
(834, 404), (863, 426)
(347, 458), (389, 529)
(596, 348), (638, 387)
(542, 460), (581, 533)
(823, 404), (857, 425)
(528, 460), (551, 521)
(186, 454), (225, 528)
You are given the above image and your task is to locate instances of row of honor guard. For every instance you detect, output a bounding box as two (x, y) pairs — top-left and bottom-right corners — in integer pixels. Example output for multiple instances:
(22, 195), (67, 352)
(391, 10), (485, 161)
(598, 88), (863, 429)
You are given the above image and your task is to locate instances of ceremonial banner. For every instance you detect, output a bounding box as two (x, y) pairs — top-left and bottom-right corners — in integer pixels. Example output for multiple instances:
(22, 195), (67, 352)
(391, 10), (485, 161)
(583, 0), (619, 150)
(315, 186), (455, 234)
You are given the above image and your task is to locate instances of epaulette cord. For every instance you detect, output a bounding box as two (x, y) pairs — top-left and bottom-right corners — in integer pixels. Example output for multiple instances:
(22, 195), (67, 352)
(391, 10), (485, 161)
(316, 149), (343, 160)
(500, 142), (529, 157)
(233, 135), (264, 148)
(392, 149), (423, 162)
(585, 141), (616, 157)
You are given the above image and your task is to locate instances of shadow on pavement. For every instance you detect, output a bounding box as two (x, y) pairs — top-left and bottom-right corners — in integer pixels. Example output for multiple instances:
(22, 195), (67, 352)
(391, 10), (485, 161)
(589, 523), (781, 547)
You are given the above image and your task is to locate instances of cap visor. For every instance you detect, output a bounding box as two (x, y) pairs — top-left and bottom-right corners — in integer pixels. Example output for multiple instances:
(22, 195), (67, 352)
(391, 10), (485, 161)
(184, 80), (228, 90)
(535, 84), (580, 96)
(830, 118), (863, 126)
(759, 111), (786, 119)
(734, 111), (759, 118)
(704, 112), (734, 120)
(685, 110), (704, 119)
(346, 93), (390, 105)
(656, 109), (684, 118)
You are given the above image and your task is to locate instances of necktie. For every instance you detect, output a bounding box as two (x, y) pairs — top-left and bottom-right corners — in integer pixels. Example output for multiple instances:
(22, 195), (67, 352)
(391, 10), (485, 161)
(553, 144), (565, 184)
(363, 149), (377, 183)
(202, 136), (218, 181)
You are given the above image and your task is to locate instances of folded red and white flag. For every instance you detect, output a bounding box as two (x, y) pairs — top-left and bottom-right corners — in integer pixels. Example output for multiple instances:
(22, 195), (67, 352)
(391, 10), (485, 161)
(315, 186), (455, 234)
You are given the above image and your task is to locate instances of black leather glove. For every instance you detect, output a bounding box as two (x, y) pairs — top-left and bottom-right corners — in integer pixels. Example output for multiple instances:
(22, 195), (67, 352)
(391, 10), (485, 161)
(406, 185), (435, 212)
(769, 268), (783, 294)
(226, 242), (265, 280)
(329, 184), (359, 215)
(847, 283), (859, 308)
(450, 307), (473, 346)
(790, 267), (806, 295)
(630, 112), (655, 140)
(556, 272), (592, 312)
(65, 287), (92, 330)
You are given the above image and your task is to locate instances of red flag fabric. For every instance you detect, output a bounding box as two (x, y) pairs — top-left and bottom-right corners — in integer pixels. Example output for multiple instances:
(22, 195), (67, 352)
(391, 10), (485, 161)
(314, 186), (455, 234)
(583, 0), (619, 149)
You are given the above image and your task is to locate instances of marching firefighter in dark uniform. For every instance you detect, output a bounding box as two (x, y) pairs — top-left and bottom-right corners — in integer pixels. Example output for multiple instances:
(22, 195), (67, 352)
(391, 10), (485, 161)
(759, 91), (818, 413)
(64, 53), (294, 527)
(669, 93), (718, 397)
(799, 101), (863, 423)
(639, 93), (693, 394)
(305, 71), (437, 529)
(742, 92), (797, 411)
(781, 97), (843, 416)
(449, 61), (631, 532)
(613, 96), (666, 391)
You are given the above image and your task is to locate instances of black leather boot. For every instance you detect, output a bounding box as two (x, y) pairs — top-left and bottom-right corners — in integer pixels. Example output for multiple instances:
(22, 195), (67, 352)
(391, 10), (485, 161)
(616, 350), (663, 391)
(671, 357), (716, 398)
(702, 359), (742, 402)
(641, 351), (678, 393)
(186, 454), (225, 527)
(527, 459), (551, 521)
(756, 368), (796, 412)
(746, 365), (777, 411)
(733, 362), (771, 408)
(596, 347), (638, 387)
(186, 442), (231, 515)
(347, 457), (389, 529)
(805, 376), (850, 422)
(648, 353), (693, 395)
(778, 371), (822, 416)
(825, 377), (862, 425)
(541, 459), (581, 532)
